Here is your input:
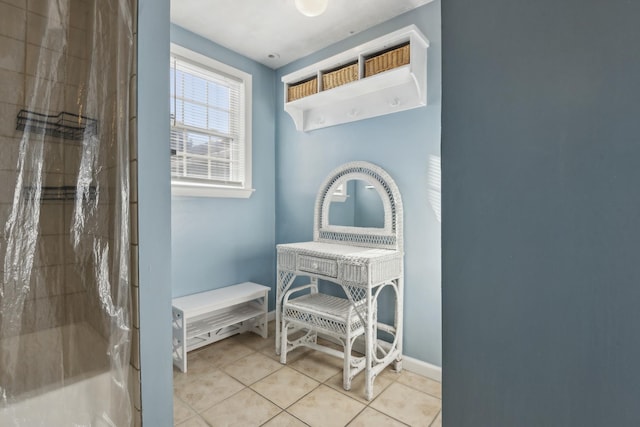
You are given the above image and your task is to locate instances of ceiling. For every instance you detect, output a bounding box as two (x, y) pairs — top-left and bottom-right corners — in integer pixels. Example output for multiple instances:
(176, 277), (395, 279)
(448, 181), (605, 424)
(170, 0), (433, 69)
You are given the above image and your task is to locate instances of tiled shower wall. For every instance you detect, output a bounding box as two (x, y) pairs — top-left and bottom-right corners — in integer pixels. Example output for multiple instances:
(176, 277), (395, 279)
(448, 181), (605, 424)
(0, 0), (141, 421)
(0, 0), (95, 340)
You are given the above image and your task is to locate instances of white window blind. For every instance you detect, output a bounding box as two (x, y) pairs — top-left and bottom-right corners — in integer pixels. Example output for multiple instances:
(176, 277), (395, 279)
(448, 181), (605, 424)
(170, 54), (246, 188)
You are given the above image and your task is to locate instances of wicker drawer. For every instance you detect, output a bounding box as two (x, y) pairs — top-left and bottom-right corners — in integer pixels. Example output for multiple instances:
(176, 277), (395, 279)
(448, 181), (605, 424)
(298, 255), (338, 278)
(339, 262), (368, 285)
(277, 250), (296, 270)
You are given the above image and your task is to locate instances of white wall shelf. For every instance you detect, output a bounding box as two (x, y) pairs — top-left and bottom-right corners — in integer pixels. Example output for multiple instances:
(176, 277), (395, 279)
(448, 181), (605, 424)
(282, 25), (429, 132)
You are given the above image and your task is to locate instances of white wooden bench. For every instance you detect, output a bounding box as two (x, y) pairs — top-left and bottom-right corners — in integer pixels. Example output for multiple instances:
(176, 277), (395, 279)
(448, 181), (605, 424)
(171, 282), (270, 372)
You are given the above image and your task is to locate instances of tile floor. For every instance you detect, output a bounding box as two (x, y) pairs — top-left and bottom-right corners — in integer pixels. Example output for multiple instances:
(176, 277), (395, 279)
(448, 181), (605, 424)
(173, 323), (441, 427)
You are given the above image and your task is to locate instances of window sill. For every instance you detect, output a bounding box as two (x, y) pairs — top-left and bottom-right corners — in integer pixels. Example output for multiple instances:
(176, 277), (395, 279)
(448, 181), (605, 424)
(171, 182), (255, 199)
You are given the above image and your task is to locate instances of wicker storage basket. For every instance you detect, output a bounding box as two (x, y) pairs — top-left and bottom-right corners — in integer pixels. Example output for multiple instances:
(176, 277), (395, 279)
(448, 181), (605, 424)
(364, 43), (410, 77)
(322, 62), (358, 91)
(287, 77), (318, 102)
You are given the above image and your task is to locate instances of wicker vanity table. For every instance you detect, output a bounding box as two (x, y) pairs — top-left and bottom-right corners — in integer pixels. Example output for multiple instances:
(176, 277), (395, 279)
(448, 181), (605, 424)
(275, 161), (404, 400)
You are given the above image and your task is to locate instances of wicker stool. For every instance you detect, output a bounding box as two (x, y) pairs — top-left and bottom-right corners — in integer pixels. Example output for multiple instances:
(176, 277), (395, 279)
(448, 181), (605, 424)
(280, 283), (369, 391)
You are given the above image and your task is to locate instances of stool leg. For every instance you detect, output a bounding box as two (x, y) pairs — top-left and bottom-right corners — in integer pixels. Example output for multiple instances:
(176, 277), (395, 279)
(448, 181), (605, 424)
(343, 335), (352, 391)
(280, 320), (288, 364)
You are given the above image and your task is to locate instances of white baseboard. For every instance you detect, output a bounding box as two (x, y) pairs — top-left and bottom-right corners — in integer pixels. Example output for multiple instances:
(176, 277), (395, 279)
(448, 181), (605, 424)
(267, 310), (276, 322)
(270, 317), (443, 383)
(402, 355), (442, 382)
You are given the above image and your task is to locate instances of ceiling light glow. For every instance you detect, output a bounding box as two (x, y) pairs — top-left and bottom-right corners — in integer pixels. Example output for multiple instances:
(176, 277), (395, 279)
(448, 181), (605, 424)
(295, 0), (328, 17)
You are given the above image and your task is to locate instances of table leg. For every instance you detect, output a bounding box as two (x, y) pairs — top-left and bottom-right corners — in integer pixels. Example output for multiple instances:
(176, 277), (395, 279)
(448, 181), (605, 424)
(275, 270), (295, 355)
(394, 277), (404, 371)
(364, 288), (375, 401)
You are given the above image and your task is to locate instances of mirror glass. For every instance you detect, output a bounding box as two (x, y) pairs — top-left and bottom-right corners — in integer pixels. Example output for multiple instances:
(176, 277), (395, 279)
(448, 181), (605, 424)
(328, 179), (385, 228)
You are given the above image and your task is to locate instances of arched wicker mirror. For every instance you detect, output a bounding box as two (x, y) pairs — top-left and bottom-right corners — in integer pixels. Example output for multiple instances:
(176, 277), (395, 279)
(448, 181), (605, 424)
(314, 161), (403, 251)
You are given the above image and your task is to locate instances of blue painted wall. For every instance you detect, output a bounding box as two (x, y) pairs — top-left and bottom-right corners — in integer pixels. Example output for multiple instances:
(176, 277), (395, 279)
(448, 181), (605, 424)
(169, 25), (277, 308)
(138, 5), (441, 425)
(137, 1), (173, 425)
(275, 2), (442, 366)
(442, 0), (640, 425)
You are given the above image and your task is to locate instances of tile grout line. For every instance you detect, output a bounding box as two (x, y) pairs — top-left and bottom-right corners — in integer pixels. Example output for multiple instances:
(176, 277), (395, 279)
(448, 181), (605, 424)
(174, 323), (441, 426)
(428, 409), (442, 427)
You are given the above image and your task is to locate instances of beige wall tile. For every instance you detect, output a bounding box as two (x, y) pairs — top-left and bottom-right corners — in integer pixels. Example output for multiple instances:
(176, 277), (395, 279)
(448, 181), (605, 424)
(0, 137), (20, 171)
(43, 171), (64, 188)
(0, 35), (25, 73)
(25, 76), (65, 112)
(27, 0), (56, 17)
(34, 293), (65, 329)
(63, 142), (82, 174)
(43, 140), (64, 173)
(0, 171), (18, 203)
(36, 234), (64, 267)
(64, 264), (90, 295)
(0, 2), (26, 40)
(65, 290), (86, 324)
(25, 43), (66, 80)
(69, 0), (89, 31)
(63, 82), (83, 116)
(39, 202), (64, 234)
(1, 0), (26, 9)
(65, 55), (88, 87)
(26, 12), (66, 53)
(0, 69), (25, 107)
(68, 27), (88, 59)
(32, 264), (65, 298)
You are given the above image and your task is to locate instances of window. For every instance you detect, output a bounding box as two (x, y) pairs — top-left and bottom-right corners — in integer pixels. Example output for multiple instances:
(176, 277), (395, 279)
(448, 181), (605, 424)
(170, 44), (253, 198)
(332, 183), (348, 202)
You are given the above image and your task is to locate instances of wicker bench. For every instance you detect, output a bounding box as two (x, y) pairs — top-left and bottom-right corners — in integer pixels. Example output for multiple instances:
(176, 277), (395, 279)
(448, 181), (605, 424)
(171, 282), (270, 372)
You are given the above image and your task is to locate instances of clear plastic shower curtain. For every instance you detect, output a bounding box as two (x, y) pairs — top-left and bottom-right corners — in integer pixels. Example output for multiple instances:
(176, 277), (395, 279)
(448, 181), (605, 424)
(0, 0), (135, 426)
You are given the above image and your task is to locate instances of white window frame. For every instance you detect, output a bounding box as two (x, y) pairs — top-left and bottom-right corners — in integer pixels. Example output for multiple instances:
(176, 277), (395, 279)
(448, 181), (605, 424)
(170, 43), (254, 198)
(331, 183), (348, 202)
